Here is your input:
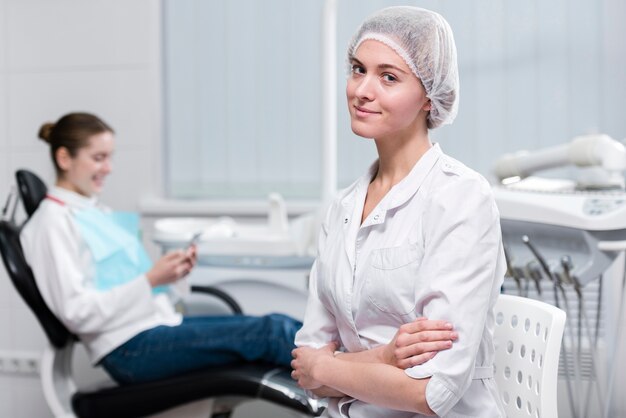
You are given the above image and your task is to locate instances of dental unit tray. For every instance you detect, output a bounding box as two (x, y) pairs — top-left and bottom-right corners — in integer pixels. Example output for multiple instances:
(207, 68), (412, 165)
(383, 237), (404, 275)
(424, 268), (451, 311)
(495, 179), (626, 287)
(152, 194), (317, 269)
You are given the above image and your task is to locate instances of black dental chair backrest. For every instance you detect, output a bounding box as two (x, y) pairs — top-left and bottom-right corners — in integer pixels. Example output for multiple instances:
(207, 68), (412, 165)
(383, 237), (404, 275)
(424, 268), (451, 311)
(2, 170), (72, 348)
(16, 169), (48, 218)
(0, 220), (74, 349)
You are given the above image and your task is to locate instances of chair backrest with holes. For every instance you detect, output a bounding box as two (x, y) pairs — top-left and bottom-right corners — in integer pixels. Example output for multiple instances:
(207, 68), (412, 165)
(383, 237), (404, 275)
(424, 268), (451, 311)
(493, 294), (566, 418)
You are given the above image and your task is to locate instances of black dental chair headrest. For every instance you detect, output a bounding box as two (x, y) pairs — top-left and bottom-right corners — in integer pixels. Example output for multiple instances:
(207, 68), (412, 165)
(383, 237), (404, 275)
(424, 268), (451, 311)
(16, 169), (48, 218)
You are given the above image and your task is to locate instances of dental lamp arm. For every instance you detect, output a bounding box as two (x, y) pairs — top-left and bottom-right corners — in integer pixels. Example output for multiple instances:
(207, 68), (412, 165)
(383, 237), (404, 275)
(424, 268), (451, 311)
(493, 134), (626, 182)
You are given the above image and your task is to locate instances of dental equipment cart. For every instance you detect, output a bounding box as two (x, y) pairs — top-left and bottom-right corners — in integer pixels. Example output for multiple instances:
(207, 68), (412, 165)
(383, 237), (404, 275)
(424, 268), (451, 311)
(493, 134), (626, 418)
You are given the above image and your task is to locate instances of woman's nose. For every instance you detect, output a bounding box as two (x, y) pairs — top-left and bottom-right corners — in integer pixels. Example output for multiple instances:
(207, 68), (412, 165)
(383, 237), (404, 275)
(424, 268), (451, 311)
(102, 159), (112, 174)
(353, 76), (375, 101)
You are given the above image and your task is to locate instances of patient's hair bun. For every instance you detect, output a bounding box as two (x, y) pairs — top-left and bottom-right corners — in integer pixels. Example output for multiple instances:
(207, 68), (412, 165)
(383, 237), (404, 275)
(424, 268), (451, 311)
(38, 122), (55, 143)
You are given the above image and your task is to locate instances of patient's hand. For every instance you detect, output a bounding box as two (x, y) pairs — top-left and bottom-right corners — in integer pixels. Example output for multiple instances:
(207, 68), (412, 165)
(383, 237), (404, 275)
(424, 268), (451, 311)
(383, 318), (458, 369)
(146, 249), (195, 287)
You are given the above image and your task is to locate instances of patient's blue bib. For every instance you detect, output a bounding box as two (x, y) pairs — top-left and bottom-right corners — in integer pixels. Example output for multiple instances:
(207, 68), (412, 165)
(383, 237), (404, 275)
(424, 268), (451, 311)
(72, 208), (167, 294)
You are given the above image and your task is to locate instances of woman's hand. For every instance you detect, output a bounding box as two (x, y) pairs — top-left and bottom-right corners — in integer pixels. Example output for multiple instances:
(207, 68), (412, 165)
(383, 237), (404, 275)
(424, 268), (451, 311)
(291, 342), (337, 390)
(146, 247), (196, 288)
(310, 386), (345, 398)
(382, 317), (458, 368)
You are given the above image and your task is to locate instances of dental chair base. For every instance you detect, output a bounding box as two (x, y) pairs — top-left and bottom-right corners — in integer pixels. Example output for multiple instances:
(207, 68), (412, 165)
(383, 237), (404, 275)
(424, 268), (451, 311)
(40, 340), (322, 418)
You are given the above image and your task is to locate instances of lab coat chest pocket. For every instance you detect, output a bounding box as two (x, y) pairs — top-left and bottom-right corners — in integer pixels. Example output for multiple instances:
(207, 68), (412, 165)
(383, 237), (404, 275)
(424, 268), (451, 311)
(366, 243), (424, 316)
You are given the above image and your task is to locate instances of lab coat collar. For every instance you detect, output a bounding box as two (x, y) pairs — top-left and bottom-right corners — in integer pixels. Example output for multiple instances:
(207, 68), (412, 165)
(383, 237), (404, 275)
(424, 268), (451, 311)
(48, 186), (99, 210)
(387, 143), (442, 209)
(345, 143), (442, 228)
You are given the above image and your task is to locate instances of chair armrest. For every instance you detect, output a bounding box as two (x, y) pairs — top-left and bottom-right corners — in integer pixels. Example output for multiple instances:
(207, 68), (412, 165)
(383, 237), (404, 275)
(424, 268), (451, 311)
(190, 285), (243, 315)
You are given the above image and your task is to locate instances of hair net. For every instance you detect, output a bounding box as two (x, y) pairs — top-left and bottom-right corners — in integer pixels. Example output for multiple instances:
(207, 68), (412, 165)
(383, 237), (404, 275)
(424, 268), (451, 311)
(347, 6), (459, 129)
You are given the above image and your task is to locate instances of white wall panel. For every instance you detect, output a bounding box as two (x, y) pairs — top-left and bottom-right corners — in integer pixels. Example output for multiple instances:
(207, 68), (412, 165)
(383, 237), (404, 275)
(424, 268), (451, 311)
(254, 0), (291, 188)
(8, 150), (55, 188)
(473, 0), (506, 176)
(165, 0), (323, 198)
(11, 375), (52, 418)
(10, 307), (46, 351)
(224, 1), (259, 189)
(0, 148), (8, 198)
(536, 0), (569, 147)
(0, 73), (7, 151)
(601, 0), (626, 141)
(0, 378), (16, 418)
(6, 0), (155, 70)
(443, 0), (477, 167)
(163, 0), (203, 191)
(193, 0), (228, 191)
(568, 0), (602, 138)
(0, 306), (13, 348)
(284, 1), (323, 190)
(0, 0), (6, 71)
(7, 69), (158, 152)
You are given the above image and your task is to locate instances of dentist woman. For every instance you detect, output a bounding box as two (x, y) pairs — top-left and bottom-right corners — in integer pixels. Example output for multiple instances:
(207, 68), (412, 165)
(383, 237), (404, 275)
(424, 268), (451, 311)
(292, 7), (505, 417)
(20, 112), (301, 384)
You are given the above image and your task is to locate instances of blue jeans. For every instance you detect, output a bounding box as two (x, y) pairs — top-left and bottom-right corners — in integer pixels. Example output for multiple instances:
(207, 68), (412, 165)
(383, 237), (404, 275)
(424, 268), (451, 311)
(99, 313), (302, 384)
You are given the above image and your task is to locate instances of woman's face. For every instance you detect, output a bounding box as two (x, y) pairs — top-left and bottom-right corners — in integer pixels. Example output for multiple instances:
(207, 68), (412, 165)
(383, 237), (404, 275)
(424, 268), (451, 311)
(57, 131), (115, 197)
(346, 39), (430, 141)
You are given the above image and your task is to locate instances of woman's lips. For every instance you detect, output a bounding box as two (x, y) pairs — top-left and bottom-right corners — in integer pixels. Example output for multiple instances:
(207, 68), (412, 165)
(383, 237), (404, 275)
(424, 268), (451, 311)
(354, 105), (381, 117)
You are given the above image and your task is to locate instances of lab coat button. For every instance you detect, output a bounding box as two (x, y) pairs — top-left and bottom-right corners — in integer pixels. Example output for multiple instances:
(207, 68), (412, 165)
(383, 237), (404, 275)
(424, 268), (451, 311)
(441, 159), (458, 174)
(373, 214), (379, 221)
(344, 218), (348, 224)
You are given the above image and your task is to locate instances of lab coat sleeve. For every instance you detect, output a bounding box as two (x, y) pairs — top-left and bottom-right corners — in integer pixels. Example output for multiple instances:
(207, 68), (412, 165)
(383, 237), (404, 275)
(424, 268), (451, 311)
(295, 205), (340, 349)
(404, 174), (505, 416)
(26, 213), (157, 335)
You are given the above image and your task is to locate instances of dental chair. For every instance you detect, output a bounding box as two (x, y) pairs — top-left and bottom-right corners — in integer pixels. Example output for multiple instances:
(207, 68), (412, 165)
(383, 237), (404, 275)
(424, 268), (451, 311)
(1, 169), (324, 418)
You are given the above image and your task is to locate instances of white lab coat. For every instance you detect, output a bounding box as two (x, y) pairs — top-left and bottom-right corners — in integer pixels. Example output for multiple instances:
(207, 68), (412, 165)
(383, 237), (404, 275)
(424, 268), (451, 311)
(20, 187), (181, 364)
(295, 144), (506, 417)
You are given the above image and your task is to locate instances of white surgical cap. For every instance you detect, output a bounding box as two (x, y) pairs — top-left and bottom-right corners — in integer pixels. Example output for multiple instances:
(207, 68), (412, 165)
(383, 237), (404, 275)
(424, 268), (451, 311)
(347, 6), (459, 129)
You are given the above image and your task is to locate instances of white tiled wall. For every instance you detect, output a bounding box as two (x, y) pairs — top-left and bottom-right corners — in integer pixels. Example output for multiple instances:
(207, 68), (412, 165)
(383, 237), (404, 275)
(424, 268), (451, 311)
(0, 1), (162, 416)
(6, 1), (156, 70)
(0, 0), (6, 73)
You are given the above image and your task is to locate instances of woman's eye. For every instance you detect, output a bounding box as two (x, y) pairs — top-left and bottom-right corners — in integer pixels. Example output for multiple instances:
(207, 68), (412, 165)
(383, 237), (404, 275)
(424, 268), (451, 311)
(351, 64), (365, 75)
(382, 73), (397, 82)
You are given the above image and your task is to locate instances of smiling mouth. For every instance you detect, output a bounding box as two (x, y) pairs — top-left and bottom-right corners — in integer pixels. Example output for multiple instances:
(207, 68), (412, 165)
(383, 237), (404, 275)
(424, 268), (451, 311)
(354, 105), (381, 114)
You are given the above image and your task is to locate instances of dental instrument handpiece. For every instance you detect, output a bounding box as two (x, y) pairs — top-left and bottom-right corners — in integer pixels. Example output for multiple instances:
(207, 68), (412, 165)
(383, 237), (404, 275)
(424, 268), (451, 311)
(554, 265), (588, 418)
(525, 260), (543, 297)
(503, 245), (523, 295)
(522, 235), (555, 282)
(562, 256), (606, 416)
(523, 235), (578, 418)
(561, 256), (579, 294)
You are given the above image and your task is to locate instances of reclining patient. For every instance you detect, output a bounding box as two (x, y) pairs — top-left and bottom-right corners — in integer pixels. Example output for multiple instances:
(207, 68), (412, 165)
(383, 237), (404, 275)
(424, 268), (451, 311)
(20, 112), (302, 384)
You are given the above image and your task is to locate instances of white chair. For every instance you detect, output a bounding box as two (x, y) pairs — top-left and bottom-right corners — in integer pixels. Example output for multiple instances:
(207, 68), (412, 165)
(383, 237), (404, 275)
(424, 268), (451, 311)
(493, 294), (566, 418)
